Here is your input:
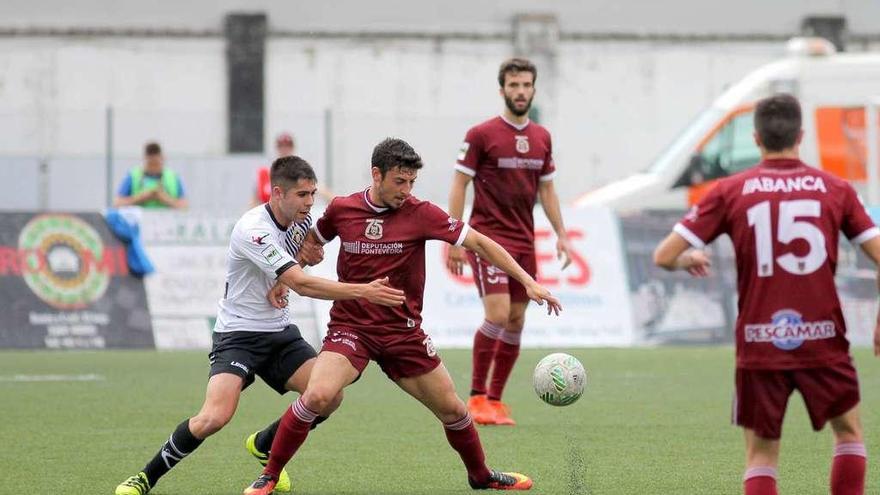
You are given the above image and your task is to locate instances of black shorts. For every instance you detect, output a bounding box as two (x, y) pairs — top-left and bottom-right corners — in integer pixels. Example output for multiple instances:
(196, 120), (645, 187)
(209, 325), (317, 394)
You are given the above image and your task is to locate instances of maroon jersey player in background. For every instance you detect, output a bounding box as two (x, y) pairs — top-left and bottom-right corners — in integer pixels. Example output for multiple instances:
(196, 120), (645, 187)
(446, 58), (572, 426)
(654, 94), (880, 495)
(242, 138), (562, 495)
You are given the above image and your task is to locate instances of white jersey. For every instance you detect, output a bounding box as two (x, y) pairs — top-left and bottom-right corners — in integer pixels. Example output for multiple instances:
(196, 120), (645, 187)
(214, 204), (312, 333)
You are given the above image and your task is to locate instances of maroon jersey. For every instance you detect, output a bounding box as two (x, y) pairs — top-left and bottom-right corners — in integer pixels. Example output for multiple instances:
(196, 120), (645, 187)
(314, 189), (469, 333)
(456, 116), (556, 253)
(676, 159), (878, 370)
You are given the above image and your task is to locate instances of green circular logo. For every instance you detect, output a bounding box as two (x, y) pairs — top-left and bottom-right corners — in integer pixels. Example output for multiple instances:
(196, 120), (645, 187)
(18, 214), (110, 309)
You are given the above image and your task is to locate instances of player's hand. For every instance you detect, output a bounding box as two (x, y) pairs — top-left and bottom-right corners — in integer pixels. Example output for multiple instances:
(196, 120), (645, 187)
(526, 283), (562, 316)
(363, 277), (406, 307)
(154, 188), (173, 205)
(267, 282), (290, 309)
(446, 245), (467, 276)
(683, 250), (711, 277)
(297, 238), (324, 266)
(556, 236), (573, 270)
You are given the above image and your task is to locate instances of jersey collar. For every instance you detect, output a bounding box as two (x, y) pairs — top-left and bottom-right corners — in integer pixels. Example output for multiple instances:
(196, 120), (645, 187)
(499, 114), (530, 131)
(362, 188), (389, 213)
(760, 158), (804, 169)
(264, 203), (288, 231)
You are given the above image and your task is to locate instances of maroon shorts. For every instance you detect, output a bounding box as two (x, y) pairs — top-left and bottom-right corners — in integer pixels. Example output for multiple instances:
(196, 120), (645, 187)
(466, 249), (537, 303)
(320, 326), (442, 381)
(733, 359), (860, 440)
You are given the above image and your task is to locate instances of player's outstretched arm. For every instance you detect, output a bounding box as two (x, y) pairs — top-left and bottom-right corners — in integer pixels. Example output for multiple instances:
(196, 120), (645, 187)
(461, 228), (562, 315)
(445, 171), (473, 276)
(653, 232), (711, 277)
(857, 236), (880, 356)
(278, 265), (405, 307)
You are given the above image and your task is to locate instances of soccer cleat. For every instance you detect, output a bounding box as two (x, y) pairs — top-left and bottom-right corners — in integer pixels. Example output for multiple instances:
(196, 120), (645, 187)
(469, 470), (533, 490)
(468, 394), (496, 425)
(487, 400), (516, 426)
(115, 472), (151, 495)
(245, 432), (292, 493)
(243, 474), (277, 495)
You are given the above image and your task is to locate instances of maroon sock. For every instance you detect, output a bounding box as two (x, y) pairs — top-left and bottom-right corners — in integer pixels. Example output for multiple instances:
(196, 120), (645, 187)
(831, 443), (867, 495)
(444, 414), (491, 483)
(471, 320), (502, 395)
(743, 467), (777, 495)
(264, 398), (318, 479)
(487, 330), (521, 401)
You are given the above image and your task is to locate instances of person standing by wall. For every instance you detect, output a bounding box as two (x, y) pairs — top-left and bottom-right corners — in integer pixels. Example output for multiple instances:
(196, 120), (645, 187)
(114, 142), (188, 209)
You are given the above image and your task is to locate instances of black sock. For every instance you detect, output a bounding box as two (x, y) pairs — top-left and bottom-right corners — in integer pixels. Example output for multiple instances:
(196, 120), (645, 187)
(310, 415), (328, 431)
(254, 415), (328, 454)
(254, 419), (281, 453)
(142, 419), (204, 486)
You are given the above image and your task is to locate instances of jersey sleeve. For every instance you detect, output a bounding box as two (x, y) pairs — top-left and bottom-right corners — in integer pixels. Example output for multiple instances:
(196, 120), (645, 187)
(175, 176), (186, 198)
(234, 225), (297, 279)
(841, 185), (880, 244)
(313, 198), (339, 244)
(673, 183), (727, 248)
(117, 174), (133, 197)
(454, 126), (483, 177)
(539, 132), (557, 182)
(419, 202), (470, 246)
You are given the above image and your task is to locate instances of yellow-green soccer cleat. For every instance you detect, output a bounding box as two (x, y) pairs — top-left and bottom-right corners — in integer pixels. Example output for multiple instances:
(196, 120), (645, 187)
(115, 472), (151, 495)
(246, 432), (291, 493)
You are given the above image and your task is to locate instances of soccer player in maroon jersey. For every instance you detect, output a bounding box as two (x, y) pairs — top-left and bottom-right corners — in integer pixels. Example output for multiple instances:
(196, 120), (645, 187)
(242, 138), (562, 494)
(446, 58), (572, 426)
(654, 94), (880, 495)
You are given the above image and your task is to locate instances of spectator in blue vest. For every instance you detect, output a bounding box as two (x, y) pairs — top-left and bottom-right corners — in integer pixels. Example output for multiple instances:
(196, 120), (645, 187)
(115, 142), (188, 209)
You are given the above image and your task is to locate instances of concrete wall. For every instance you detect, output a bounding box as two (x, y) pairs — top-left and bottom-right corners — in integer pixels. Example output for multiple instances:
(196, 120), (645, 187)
(0, 34), (789, 211)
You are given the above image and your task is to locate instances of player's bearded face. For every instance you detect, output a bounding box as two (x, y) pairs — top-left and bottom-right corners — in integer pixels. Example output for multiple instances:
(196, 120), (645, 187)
(375, 166), (417, 209)
(501, 71), (535, 117)
(277, 179), (317, 224)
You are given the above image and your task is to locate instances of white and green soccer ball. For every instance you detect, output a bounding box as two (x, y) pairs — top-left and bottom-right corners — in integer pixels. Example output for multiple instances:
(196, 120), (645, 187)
(533, 353), (586, 406)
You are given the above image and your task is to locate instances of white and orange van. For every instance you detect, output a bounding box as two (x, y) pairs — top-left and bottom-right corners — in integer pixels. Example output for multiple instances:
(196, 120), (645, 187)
(575, 38), (880, 211)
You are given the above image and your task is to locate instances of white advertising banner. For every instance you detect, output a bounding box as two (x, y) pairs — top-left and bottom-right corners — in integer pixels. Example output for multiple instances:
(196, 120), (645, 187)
(421, 207), (635, 348)
(142, 206), (636, 349)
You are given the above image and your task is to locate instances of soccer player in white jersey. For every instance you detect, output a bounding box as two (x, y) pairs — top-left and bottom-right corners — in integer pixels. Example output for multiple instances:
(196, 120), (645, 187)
(115, 156), (405, 495)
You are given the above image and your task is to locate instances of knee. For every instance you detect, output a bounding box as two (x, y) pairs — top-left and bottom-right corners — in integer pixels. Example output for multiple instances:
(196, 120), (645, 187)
(190, 410), (233, 437)
(302, 386), (340, 414)
(506, 316), (524, 332)
(833, 421), (863, 443)
(437, 397), (469, 425)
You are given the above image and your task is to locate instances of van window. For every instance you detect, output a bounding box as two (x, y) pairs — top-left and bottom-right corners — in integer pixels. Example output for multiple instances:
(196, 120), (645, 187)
(695, 111), (761, 182)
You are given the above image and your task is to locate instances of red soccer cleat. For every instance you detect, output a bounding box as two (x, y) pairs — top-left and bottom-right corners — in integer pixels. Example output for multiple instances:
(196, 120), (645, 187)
(243, 474), (277, 495)
(468, 394), (496, 425)
(486, 400), (516, 426)
(470, 470), (533, 490)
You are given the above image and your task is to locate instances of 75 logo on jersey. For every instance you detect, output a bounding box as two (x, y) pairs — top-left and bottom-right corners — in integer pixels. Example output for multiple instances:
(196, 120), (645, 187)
(365, 219), (384, 240)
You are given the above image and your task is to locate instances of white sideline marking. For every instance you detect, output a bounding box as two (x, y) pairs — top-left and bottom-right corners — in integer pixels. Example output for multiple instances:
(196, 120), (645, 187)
(0, 374), (105, 382)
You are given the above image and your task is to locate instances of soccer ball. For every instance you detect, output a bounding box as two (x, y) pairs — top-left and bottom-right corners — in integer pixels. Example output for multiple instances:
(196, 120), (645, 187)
(533, 353), (586, 406)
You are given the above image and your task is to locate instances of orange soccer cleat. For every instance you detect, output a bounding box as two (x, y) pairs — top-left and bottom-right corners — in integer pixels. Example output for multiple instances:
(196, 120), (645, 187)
(486, 400), (516, 426)
(243, 474), (277, 495)
(467, 394), (496, 425)
(469, 470), (533, 490)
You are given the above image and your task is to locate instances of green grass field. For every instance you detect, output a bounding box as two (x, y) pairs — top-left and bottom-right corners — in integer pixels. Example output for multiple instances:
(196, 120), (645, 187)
(1, 347), (878, 495)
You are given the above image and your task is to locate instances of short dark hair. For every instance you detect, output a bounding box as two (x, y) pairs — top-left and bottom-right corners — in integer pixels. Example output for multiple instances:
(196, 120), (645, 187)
(754, 94), (802, 152)
(144, 142), (162, 156)
(498, 58), (537, 87)
(371, 138), (423, 177)
(270, 155), (317, 190)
